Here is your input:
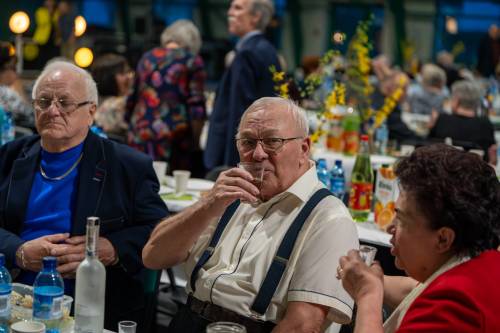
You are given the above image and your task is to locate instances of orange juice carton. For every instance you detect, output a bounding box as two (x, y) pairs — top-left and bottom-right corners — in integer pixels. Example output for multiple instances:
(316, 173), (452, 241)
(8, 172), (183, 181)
(374, 164), (399, 230)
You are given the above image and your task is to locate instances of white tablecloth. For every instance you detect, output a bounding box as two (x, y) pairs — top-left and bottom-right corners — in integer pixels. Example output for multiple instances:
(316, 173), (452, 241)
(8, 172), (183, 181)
(356, 221), (391, 247)
(312, 148), (397, 182)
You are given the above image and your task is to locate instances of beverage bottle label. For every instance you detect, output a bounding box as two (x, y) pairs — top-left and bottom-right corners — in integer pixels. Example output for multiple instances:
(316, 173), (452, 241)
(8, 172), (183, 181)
(0, 293), (10, 315)
(34, 289), (63, 320)
(349, 182), (373, 210)
(343, 131), (359, 155)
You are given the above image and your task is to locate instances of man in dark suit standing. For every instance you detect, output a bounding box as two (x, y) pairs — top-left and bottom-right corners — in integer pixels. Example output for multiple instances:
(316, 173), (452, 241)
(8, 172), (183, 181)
(204, 0), (281, 171)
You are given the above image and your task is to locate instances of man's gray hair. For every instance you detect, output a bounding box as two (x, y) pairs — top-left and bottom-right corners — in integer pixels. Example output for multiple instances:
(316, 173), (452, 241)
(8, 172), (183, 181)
(250, 0), (275, 31)
(160, 19), (202, 55)
(238, 97), (309, 137)
(451, 80), (482, 111)
(32, 60), (98, 105)
(421, 63), (446, 88)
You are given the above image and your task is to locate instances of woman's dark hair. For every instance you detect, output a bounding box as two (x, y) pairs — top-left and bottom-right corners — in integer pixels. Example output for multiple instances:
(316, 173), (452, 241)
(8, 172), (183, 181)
(90, 53), (129, 97)
(395, 143), (500, 257)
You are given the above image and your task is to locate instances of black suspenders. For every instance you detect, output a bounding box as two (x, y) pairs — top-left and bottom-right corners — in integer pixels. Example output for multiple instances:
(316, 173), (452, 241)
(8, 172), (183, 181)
(190, 188), (333, 315)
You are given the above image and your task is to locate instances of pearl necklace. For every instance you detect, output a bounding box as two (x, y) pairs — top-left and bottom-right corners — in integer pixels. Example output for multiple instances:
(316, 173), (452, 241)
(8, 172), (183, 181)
(39, 153), (83, 181)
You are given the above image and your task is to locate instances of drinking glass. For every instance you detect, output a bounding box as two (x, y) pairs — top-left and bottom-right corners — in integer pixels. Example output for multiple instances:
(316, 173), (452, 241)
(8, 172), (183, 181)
(118, 321), (137, 333)
(237, 162), (264, 188)
(359, 245), (377, 266)
(206, 322), (246, 333)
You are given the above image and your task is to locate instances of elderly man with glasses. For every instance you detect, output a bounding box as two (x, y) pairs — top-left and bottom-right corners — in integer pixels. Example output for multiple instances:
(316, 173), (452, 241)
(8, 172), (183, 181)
(143, 97), (358, 333)
(0, 61), (168, 332)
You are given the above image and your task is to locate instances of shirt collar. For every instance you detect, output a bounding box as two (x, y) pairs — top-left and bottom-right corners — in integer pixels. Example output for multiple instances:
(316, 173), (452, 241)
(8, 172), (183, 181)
(235, 30), (262, 51)
(284, 160), (320, 202)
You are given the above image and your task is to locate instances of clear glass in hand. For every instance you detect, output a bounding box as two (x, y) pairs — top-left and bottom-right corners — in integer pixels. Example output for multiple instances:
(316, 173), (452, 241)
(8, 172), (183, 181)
(359, 245), (377, 266)
(237, 162), (264, 189)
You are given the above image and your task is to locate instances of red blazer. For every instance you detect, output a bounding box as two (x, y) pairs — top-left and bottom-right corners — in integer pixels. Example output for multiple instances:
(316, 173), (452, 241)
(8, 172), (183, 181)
(398, 250), (500, 333)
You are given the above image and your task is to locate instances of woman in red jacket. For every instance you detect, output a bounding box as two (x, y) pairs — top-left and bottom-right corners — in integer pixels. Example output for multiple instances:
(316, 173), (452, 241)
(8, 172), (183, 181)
(338, 143), (500, 333)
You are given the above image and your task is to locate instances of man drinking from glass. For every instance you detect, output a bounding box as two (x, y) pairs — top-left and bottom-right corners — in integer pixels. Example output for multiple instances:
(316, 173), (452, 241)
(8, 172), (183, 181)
(143, 96), (359, 333)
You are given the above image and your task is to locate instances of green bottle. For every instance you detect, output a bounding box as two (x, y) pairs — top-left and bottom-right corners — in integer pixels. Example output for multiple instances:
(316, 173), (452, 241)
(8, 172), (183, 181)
(349, 134), (373, 222)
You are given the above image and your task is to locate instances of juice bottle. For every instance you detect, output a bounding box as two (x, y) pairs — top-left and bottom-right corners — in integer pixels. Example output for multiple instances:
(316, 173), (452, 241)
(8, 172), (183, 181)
(349, 134), (373, 222)
(374, 164), (399, 230)
(342, 107), (360, 155)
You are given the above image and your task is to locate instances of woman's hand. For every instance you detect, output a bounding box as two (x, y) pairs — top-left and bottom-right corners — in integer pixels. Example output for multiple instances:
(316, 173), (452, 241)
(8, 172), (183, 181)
(339, 249), (384, 302)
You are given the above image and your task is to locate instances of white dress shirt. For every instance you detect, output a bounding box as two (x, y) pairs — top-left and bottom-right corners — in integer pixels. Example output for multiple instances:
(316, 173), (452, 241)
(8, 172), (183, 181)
(184, 162), (359, 329)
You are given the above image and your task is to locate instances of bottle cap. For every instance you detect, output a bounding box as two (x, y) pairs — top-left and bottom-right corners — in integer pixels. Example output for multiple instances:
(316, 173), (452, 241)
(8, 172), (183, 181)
(42, 256), (57, 269)
(335, 160), (342, 167)
(361, 134), (369, 141)
(0, 253), (4, 266)
(381, 164), (390, 168)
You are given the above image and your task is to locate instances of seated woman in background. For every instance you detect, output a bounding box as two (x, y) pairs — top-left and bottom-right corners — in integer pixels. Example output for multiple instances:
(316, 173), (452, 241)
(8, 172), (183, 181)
(90, 53), (133, 141)
(126, 19), (206, 175)
(338, 144), (500, 333)
(0, 41), (34, 130)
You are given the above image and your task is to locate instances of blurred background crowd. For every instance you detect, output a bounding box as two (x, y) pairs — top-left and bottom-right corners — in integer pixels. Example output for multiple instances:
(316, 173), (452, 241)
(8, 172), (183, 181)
(1, 0), (500, 177)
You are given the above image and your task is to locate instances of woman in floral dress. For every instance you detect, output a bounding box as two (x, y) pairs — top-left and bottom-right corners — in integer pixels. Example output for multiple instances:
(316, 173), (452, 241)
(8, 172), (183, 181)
(126, 20), (206, 174)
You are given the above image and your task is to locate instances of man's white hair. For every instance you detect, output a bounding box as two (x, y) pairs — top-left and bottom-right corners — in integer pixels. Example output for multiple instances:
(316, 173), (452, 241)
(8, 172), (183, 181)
(237, 97), (309, 137)
(250, 0), (275, 31)
(32, 61), (98, 104)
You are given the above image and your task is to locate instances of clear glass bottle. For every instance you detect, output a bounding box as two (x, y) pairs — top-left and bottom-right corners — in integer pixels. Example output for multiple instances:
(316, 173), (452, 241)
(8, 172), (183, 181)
(0, 254), (12, 333)
(33, 257), (64, 333)
(74, 217), (106, 333)
(349, 134), (374, 222)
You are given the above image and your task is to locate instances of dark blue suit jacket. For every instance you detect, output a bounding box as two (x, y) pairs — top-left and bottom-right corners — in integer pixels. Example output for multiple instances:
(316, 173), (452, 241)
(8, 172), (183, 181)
(0, 131), (168, 331)
(204, 34), (281, 170)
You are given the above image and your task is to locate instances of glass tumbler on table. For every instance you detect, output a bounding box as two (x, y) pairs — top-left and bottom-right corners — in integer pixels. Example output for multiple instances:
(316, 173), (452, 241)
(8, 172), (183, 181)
(206, 321), (246, 333)
(118, 321), (137, 333)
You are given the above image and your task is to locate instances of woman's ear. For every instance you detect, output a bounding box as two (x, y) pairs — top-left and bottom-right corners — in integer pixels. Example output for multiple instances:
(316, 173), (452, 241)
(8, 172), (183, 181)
(435, 227), (455, 253)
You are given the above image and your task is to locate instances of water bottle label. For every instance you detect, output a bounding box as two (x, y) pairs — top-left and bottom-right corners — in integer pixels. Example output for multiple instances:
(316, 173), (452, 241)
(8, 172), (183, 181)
(0, 294), (10, 315)
(34, 291), (63, 320)
(330, 179), (345, 197)
(349, 183), (373, 210)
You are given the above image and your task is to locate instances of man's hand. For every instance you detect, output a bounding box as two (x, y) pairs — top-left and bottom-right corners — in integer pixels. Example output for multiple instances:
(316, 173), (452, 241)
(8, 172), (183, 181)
(200, 167), (260, 215)
(16, 233), (70, 272)
(51, 236), (118, 278)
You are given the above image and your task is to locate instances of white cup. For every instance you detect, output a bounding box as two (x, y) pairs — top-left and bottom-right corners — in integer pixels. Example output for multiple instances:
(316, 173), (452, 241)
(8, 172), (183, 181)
(153, 161), (168, 183)
(118, 321), (137, 333)
(359, 245), (378, 266)
(173, 170), (191, 194)
(10, 321), (46, 333)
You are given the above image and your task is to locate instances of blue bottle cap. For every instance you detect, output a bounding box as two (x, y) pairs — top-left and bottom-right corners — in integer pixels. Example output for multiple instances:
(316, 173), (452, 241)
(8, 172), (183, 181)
(42, 256), (57, 269)
(334, 160), (342, 167)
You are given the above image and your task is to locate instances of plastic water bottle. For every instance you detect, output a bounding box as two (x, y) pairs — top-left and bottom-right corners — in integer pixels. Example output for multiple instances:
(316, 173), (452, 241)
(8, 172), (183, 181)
(0, 109), (14, 146)
(316, 158), (330, 187)
(33, 257), (64, 333)
(329, 160), (345, 200)
(375, 122), (388, 155)
(0, 254), (12, 333)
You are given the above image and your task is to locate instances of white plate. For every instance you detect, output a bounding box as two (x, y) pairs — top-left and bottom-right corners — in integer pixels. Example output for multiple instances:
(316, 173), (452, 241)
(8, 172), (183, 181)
(164, 176), (214, 191)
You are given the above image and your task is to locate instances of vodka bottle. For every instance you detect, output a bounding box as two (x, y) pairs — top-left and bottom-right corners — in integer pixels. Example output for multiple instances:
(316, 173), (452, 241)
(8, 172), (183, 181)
(74, 217), (106, 333)
(0, 254), (12, 333)
(33, 257), (64, 333)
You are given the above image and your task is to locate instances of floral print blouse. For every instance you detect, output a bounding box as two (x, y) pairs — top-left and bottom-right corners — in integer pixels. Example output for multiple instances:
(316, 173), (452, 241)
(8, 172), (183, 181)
(126, 47), (206, 168)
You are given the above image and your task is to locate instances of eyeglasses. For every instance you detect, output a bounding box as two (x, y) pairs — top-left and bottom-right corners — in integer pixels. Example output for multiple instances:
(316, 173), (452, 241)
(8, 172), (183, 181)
(32, 98), (93, 114)
(236, 137), (303, 153)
